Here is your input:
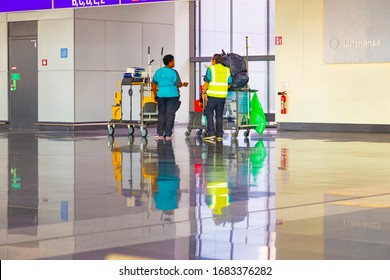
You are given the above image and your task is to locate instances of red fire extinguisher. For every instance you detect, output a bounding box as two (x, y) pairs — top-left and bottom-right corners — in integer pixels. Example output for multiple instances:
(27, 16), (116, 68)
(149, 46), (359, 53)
(278, 91), (287, 114)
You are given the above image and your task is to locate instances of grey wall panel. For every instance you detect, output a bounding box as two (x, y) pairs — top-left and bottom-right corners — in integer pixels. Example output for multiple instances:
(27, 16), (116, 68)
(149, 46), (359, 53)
(106, 21), (143, 71)
(75, 19), (105, 71)
(0, 21), (7, 120)
(0, 138), (7, 247)
(38, 71), (74, 122)
(74, 6), (176, 123)
(142, 23), (175, 72)
(75, 71), (106, 122)
(38, 19), (74, 71)
(0, 20), (8, 71)
(38, 19), (75, 123)
(105, 71), (123, 121)
(0, 74), (6, 121)
(7, 9), (74, 22)
(75, 3), (175, 25)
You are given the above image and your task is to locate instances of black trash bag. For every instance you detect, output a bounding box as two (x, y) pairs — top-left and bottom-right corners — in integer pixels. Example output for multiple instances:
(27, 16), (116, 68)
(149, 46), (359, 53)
(229, 71), (249, 90)
(222, 50), (247, 76)
(221, 50), (249, 90)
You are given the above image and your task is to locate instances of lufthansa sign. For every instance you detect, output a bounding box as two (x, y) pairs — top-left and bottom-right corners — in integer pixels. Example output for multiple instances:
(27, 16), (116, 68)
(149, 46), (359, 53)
(324, 0), (390, 63)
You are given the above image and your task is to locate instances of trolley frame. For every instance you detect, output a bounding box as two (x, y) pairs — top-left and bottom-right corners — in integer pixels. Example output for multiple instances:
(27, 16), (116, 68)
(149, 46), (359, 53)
(108, 77), (158, 138)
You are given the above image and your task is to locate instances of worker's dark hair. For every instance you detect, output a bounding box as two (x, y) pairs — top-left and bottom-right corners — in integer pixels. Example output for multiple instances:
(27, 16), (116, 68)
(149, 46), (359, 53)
(213, 53), (224, 64)
(163, 54), (174, 66)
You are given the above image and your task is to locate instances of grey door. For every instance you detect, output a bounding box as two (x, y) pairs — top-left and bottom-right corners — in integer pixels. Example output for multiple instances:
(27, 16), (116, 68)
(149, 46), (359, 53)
(8, 21), (38, 129)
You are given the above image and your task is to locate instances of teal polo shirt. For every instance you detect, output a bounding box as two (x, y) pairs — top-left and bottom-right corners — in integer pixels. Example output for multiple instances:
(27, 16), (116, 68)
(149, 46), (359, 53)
(152, 67), (182, 98)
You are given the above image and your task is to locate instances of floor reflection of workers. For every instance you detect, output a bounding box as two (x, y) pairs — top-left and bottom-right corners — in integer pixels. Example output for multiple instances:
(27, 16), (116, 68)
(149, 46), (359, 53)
(153, 140), (181, 214)
(203, 142), (230, 220)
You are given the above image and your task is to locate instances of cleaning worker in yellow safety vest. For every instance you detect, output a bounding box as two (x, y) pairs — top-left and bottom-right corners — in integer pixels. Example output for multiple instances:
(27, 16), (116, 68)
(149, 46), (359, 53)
(202, 53), (232, 141)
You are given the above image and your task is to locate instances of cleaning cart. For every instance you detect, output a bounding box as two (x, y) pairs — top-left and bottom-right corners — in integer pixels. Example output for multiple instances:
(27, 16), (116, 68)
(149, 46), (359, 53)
(185, 86), (207, 137)
(185, 88), (261, 139)
(223, 88), (260, 138)
(107, 71), (158, 138)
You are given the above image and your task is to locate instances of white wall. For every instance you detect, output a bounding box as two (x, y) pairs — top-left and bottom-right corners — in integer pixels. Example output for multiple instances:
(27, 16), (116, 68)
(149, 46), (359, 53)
(0, 15), (7, 121)
(275, 0), (390, 125)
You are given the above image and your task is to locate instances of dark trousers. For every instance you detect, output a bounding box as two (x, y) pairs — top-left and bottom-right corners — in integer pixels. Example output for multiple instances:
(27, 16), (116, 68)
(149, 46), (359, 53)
(157, 97), (180, 137)
(204, 96), (226, 137)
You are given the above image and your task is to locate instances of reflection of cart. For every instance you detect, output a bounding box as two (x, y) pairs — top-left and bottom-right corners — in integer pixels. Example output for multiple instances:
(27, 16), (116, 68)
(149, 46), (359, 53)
(189, 139), (275, 260)
(107, 77), (158, 138)
(108, 136), (158, 208)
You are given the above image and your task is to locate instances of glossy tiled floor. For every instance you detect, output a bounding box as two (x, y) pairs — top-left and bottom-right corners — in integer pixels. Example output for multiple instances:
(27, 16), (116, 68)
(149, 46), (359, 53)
(1, 126), (390, 260)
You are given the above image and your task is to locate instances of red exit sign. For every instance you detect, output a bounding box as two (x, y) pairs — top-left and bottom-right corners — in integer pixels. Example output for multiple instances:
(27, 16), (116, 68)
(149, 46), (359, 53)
(275, 36), (283, 45)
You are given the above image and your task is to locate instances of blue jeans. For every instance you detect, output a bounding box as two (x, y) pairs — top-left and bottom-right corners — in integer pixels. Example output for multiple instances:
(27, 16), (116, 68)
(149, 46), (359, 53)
(157, 97), (180, 137)
(204, 96), (226, 137)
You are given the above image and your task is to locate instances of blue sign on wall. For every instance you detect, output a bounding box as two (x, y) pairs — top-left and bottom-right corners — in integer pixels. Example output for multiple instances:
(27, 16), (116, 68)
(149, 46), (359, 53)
(61, 201), (69, 222)
(61, 48), (68, 58)
(0, 0), (52, 12)
(54, 0), (120, 9)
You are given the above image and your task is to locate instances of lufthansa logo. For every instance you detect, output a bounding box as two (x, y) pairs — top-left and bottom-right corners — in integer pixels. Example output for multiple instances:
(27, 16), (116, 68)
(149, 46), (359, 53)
(329, 39), (339, 49)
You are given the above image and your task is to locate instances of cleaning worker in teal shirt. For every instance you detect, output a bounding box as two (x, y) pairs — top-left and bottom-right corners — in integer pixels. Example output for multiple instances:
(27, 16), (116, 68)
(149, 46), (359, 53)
(152, 54), (188, 141)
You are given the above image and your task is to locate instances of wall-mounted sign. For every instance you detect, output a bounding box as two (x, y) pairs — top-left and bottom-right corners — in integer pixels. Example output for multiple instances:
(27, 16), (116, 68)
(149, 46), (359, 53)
(275, 36), (283, 46)
(0, 0), (52, 12)
(324, 0), (390, 63)
(54, 0), (120, 9)
(122, 0), (169, 3)
(61, 48), (68, 58)
(0, 0), (168, 12)
(11, 73), (21, 81)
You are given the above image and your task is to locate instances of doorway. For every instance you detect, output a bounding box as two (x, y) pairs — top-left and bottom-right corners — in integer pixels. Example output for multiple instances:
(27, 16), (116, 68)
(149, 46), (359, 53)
(8, 21), (38, 129)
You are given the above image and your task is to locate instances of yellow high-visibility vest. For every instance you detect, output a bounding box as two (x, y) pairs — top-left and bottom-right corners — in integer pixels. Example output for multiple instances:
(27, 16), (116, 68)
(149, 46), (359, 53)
(206, 64), (231, 98)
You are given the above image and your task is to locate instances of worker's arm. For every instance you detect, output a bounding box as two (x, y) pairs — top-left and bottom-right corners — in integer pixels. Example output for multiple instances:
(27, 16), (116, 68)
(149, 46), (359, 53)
(202, 82), (209, 102)
(177, 82), (189, 88)
(151, 83), (158, 100)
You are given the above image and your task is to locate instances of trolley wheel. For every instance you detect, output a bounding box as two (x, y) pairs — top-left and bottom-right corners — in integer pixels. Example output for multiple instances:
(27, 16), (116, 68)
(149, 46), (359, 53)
(108, 136), (114, 147)
(108, 124), (115, 136)
(185, 130), (191, 137)
(232, 131), (238, 138)
(128, 135), (134, 146)
(141, 137), (148, 149)
(128, 125), (135, 136)
(202, 130), (207, 138)
(244, 130), (250, 138)
(196, 129), (202, 136)
(140, 126), (148, 138)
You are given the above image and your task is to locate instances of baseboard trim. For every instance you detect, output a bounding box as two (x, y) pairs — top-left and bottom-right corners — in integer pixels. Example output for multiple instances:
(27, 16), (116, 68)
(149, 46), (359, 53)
(35, 122), (109, 131)
(278, 122), (390, 133)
